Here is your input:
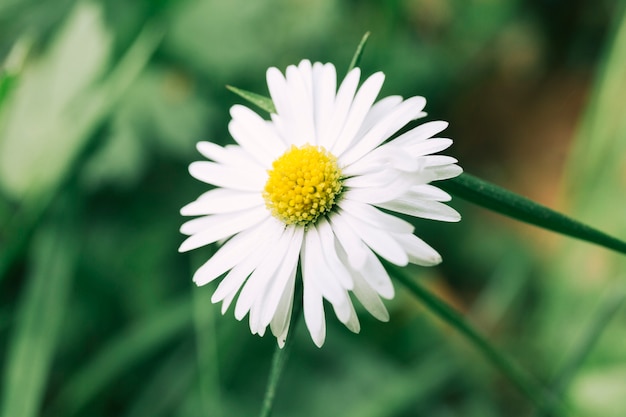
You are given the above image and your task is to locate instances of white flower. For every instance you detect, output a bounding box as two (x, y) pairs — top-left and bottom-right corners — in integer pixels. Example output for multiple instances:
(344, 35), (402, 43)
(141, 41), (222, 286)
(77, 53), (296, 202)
(179, 60), (462, 347)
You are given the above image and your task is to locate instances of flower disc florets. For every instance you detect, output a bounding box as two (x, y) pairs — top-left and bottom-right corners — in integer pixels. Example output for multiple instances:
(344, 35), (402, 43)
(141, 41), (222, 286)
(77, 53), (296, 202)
(263, 144), (342, 226)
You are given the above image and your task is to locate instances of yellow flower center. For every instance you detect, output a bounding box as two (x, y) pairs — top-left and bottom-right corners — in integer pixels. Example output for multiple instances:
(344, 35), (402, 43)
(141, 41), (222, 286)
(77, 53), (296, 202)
(263, 145), (343, 226)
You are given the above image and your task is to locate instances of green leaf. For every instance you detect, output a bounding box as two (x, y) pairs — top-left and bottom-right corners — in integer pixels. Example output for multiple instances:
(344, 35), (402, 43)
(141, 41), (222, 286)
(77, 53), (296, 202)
(227, 85), (276, 114)
(0, 214), (77, 417)
(439, 173), (626, 255)
(347, 32), (370, 74)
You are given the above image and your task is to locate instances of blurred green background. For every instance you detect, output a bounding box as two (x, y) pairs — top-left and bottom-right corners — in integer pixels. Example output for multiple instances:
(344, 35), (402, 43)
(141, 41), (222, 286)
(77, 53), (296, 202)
(1, 0), (626, 416)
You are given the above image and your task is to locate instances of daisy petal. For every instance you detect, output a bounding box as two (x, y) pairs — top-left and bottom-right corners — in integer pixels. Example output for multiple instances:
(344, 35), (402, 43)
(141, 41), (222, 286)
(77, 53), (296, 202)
(360, 247), (395, 299)
(270, 269), (296, 347)
(340, 96), (427, 166)
(406, 138), (453, 158)
(192, 217), (280, 286)
(331, 71), (385, 156)
(189, 161), (265, 191)
(178, 207), (269, 252)
(229, 105), (285, 164)
(340, 211), (409, 266)
(181, 188), (263, 216)
(324, 67), (361, 150)
(338, 199), (414, 234)
(393, 120), (449, 146)
(313, 63), (337, 146)
(302, 269), (326, 348)
(328, 213), (368, 270)
(261, 226), (304, 326)
(394, 233), (442, 266)
(377, 198), (461, 222)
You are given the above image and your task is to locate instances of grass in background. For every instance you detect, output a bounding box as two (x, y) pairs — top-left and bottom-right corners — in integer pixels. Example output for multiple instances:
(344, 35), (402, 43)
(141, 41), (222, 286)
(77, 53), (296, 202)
(1, 1), (625, 416)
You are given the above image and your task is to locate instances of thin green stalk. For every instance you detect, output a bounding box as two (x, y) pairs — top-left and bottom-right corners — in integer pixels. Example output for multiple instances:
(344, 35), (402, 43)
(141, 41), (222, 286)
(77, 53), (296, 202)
(259, 282), (302, 417)
(439, 173), (626, 255)
(347, 32), (370, 75)
(191, 253), (223, 417)
(389, 265), (570, 416)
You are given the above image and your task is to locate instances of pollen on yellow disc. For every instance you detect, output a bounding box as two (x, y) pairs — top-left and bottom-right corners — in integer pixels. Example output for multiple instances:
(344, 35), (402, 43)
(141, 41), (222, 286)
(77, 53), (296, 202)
(264, 145), (343, 226)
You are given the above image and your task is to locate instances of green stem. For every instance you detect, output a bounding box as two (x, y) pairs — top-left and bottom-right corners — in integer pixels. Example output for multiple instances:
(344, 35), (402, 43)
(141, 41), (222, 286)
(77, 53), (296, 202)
(439, 173), (626, 255)
(390, 264), (570, 416)
(258, 282), (302, 417)
(347, 32), (370, 75)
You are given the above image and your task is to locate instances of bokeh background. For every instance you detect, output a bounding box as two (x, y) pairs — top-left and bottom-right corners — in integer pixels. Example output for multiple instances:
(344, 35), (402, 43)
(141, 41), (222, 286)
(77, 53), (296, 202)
(1, 0), (626, 416)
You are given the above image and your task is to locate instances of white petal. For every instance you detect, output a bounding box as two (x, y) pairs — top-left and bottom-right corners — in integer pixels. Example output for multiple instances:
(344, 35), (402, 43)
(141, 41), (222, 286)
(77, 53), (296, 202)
(181, 189), (263, 216)
(284, 63), (315, 145)
(331, 72), (385, 157)
(408, 184), (452, 201)
(343, 167), (400, 189)
(405, 138), (453, 158)
(270, 268), (296, 348)
(178, 207), (269, 252)
(328, 213), (368, 270)
(359, 247), (395, 299)
(394, 233), (442, 266)
(235, 225), (295, 321)
(392, 120), (449, 146)
(267, 66), (290, 117)
(324, 68), (361, 150)
(340, 211), (409, 266)
(260, 226), (304, 327)
(423, 164), (463, 182)
(343, 173), (413, 204)
(315, 218), (354, 290)
(229, 105), (285, 165)
(357, 95), (403, 137)
(343, 143), (419, 176)
(212, 222), (284, 311)
(338, 298), (360, 333)
(377, 198), (461, 222)
(302, 264), (326, 347)
(302, 225), (346, 306)
(338, 199), (414, 234)
(352, 274), (390, 321)
(313, 63), (337, 147)
(189, 161), (265, 191)
(424, 155), (458, 167)
(340, 96), (427, 167)
(196, 142), (261, 169)
(192, 217), (280, 286)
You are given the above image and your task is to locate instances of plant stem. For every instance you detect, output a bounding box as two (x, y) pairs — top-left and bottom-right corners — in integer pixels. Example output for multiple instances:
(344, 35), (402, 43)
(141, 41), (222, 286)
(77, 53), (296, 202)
(440, 173), (626, 255)
(391, 265), (571, 416)
(259, 283), (302, 417)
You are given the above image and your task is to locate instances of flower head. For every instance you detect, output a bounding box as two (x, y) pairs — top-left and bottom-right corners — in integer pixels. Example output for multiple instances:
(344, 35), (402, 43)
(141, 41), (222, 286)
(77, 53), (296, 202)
(179, 60), (462, 347)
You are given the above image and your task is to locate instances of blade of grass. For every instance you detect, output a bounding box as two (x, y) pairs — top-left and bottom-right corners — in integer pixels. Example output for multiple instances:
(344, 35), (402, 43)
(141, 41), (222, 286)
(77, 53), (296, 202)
(0, 22), (162, 283)
(388, 264), (570, 416)
(347, 32), (370, 74)
(50, 297), (192, 417)
(438, 173), (626, 255)
(0, 208), (77, 417)
(227, 85), (275, 114)
(535, 286), (625, 417)
(191, 258), (223, 417)
(125, 343), (196, 417)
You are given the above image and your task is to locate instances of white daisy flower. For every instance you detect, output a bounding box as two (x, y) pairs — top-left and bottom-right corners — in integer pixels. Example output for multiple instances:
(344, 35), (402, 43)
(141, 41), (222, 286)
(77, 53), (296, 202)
(179, 60), (462, 347)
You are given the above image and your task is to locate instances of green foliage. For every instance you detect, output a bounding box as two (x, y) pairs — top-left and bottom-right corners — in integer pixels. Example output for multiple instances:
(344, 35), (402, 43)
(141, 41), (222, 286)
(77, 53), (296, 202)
(1, 1), (625, 417)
